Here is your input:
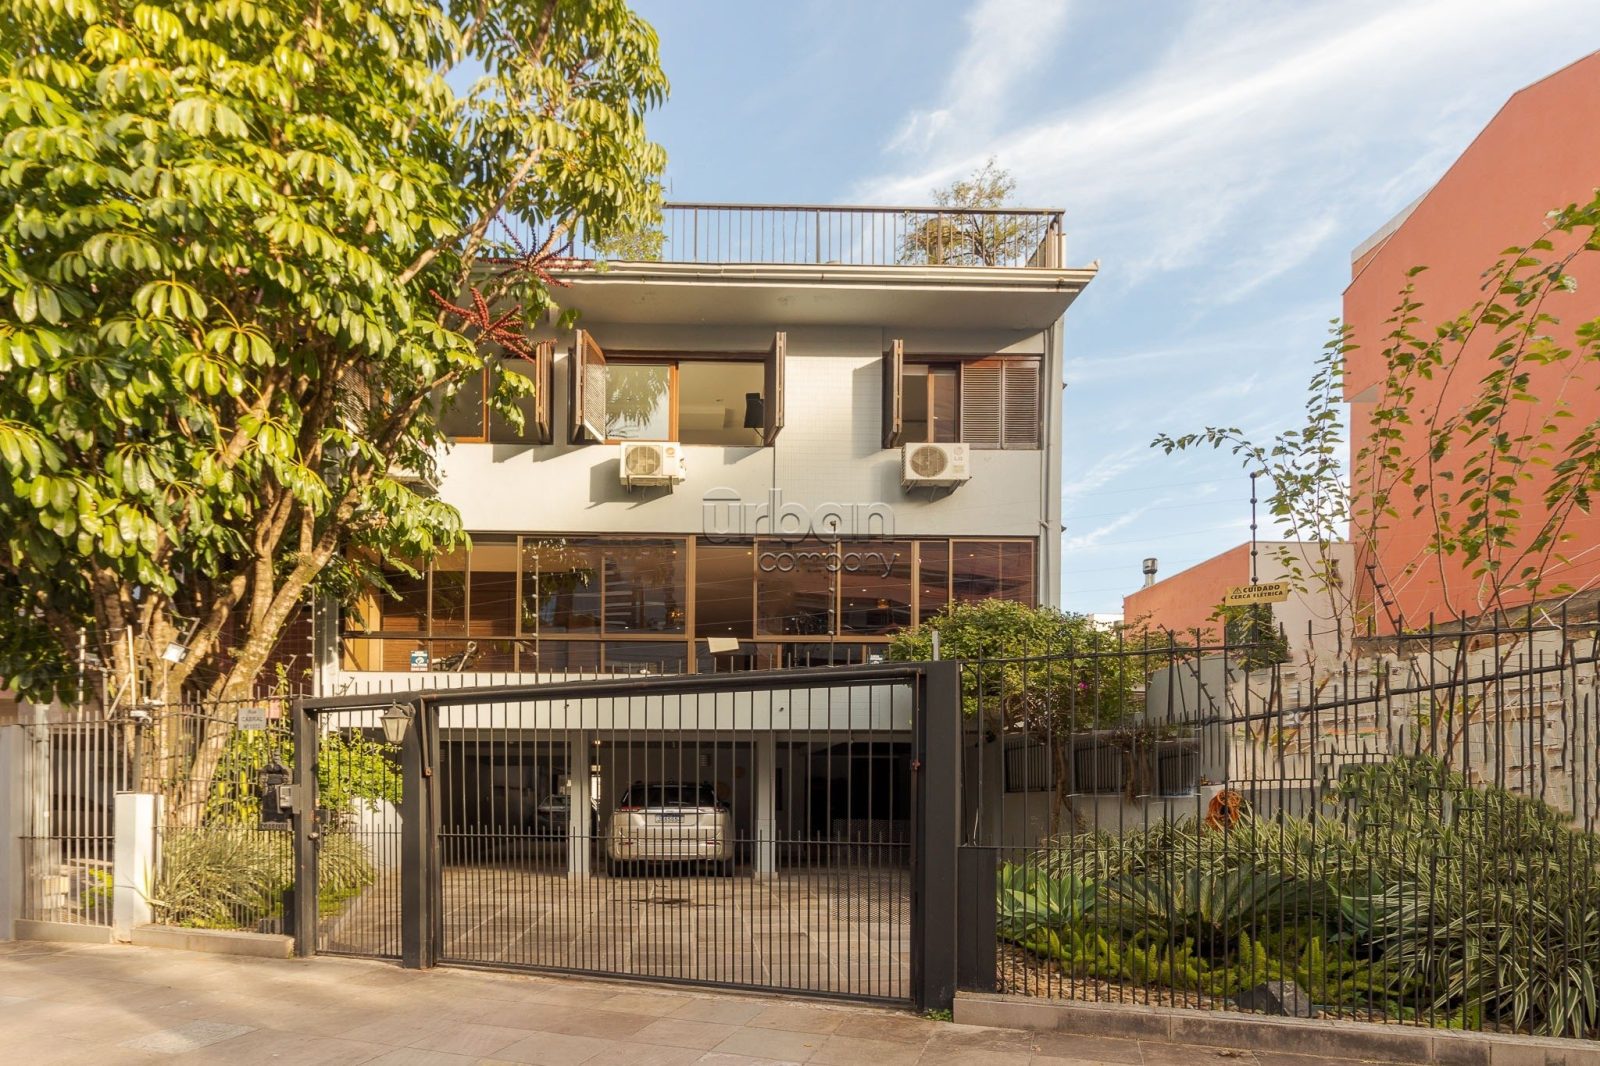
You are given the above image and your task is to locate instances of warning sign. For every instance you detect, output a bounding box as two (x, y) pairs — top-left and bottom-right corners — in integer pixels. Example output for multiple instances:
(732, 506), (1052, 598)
(1223, 581), (1292, 606)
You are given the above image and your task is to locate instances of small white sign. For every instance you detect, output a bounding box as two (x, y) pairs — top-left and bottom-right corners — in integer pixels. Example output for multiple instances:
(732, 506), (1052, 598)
(237, 706), (268, 731)
(409, 649), (430, 672)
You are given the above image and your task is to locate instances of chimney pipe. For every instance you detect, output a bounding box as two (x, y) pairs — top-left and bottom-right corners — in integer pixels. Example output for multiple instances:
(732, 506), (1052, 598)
(1142, 557), (1158, 588)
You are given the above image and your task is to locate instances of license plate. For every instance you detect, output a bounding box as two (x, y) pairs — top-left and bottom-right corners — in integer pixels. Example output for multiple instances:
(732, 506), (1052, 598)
(654, 813), (683, 822)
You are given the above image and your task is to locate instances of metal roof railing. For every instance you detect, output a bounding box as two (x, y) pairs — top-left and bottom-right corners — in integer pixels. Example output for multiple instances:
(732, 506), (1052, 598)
(500, 202), (1067, 269)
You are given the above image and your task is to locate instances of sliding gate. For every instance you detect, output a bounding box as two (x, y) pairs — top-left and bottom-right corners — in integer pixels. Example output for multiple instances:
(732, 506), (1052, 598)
(293, 664), (959, 1008)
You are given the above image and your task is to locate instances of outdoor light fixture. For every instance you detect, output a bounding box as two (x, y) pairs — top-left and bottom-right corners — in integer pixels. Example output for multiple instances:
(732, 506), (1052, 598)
(381, 703), (414, 746)
(161, 641), (189, 664)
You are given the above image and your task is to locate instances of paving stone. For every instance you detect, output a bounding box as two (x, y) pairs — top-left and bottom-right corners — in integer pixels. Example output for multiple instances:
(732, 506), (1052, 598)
(119, 1019), (256, 1053)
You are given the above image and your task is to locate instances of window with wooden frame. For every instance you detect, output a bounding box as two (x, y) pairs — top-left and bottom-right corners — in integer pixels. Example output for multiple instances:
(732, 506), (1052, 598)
(883, 344), (1040, 450)
(571, 331), (786, 446)
(436, 343), (554, 444)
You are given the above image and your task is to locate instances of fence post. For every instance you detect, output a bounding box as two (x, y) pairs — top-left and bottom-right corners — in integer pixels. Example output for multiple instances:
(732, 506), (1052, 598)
(0, 716), (23, 939)
(399, 701), (436, 969)
(752, 732), (777, 877)
(290, 699), (319, 956)
(914, 661), (960, 1012)
(112, 791), (160, 941)
(567, 731), (593, 878)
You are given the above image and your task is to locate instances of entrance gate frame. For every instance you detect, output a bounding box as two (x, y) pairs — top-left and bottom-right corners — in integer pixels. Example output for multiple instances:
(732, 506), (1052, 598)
(291, 661), (960, 1010)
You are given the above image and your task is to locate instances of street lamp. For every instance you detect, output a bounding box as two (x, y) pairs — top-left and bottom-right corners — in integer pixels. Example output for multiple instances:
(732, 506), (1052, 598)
(380, 703), (414, 746)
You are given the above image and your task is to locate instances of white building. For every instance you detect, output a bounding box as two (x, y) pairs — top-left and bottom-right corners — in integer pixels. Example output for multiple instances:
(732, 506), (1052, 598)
(325, 203), (1096, 690)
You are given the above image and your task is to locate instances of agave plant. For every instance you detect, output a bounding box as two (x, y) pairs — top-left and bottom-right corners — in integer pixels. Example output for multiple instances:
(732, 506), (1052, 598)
(1095, 865), (1335, 961)
(997, 862), (1095, 945)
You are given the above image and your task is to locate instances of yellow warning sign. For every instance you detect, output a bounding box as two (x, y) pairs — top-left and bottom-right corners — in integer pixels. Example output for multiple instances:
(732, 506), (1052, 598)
(1223, 581), (1292, 606)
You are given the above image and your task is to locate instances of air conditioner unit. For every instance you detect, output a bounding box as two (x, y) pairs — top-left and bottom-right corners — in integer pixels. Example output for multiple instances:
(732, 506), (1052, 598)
(901, 442), (970, 488)
(619, 441), (685, 488)
(386, 463), (439, 497)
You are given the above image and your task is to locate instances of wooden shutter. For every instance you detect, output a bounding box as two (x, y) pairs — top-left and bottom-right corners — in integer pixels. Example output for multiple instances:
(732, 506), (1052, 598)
(532, 341), (553, 444)
(569, 330), (607, 443)
(763, 331), (786, 445)
(1002, 359), (1041, 449)
(960, 361), (1003, 448)
(882, 339), (903, 449)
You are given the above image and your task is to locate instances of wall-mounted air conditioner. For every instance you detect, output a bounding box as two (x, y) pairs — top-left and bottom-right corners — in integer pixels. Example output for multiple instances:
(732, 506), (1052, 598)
(901, 442), (970, 489)
(619, 441), (685, 488)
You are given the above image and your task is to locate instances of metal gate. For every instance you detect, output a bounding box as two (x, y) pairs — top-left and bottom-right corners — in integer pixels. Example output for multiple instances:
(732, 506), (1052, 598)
(294, 663), (959, 1009)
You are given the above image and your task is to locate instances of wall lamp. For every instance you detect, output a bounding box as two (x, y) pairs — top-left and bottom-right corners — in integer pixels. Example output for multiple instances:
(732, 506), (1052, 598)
(381, 703), (415, 746)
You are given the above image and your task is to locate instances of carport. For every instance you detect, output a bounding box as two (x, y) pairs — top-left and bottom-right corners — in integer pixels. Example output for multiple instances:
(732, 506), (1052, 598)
(294, 663), (959, 1009)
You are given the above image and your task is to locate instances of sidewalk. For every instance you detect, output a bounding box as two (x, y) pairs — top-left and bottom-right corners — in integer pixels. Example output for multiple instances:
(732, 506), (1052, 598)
(0, 940), (1351, 1065)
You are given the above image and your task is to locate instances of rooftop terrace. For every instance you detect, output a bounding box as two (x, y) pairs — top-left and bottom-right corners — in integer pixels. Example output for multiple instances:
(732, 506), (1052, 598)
(505, 202), (1069, 270)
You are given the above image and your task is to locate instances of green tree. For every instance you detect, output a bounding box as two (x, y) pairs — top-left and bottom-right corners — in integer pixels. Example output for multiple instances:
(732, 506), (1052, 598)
(898, 158), (1040, 266)
(0, 0), (666, 816)
(888, 600), (1146, 832)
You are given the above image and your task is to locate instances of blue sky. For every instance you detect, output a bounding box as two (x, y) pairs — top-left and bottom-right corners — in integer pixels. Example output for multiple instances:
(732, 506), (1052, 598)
(631, 0), (1600, 614)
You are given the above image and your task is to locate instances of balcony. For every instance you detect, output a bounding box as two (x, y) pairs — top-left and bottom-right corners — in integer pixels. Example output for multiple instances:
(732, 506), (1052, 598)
(501, 202), (1068, 270)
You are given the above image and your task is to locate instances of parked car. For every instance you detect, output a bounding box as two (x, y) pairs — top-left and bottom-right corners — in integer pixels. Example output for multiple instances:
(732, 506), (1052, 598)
(534, 792), (598, 837)
(605, 782), (733, 876)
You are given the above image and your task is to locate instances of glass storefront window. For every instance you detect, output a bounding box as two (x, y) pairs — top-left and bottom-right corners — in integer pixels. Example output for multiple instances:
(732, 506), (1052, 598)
(521, 538), (603, 633)
(838, 540), (912, 634)
(344, 535), (1036, 671)
(952, 540), (1035, 605)
(918, 541), (950, 623)
(430, 548), (468, 634)
(695, 542), (754, 639)
(604, 539), (685, 633)
(468, 537), (518, 637)
(756, 540), (834, 636)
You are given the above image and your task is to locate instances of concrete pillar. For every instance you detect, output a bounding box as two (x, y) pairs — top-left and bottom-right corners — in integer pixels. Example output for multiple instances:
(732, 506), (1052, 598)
(754, 733), (776, 878)
(0, 721), (24, 939)
(567, 732), (593, 877)
(311, 593), (340, 698)
(112, 792), (161, 941)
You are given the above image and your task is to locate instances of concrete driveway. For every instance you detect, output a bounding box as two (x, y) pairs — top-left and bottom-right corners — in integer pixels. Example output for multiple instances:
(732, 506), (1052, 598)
(0, 939), (1359, 1065)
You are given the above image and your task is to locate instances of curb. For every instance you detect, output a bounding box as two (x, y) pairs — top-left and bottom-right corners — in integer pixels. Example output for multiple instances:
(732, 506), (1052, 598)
(953, 993), (1600, 1066)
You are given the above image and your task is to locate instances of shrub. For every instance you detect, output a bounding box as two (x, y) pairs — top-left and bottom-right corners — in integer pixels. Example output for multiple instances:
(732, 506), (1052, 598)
(1012, 756), (1600, 1038)
(151, 828), (372, 930)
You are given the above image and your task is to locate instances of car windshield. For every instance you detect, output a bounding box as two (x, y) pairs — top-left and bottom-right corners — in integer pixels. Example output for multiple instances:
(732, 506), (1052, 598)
(620, 784), (719, 809)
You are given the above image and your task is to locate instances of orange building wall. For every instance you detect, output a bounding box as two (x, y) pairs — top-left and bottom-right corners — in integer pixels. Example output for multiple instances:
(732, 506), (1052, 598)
(1344, 51), (1600, 629)
(1123, 544), (1253, 640)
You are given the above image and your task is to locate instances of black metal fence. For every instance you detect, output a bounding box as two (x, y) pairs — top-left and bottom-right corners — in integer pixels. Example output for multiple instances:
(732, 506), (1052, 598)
(294, 663), (961, 1008)
(959, 613), (1600, 1040)
(497, 202), (1066, 269)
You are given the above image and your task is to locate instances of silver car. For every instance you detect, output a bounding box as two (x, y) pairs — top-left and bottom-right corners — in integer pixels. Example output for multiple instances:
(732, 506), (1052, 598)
(605, 782), (733, 876)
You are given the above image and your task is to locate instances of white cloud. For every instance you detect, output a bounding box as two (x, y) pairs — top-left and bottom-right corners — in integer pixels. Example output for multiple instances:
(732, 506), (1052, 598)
(1063, 442), (1150, 500)
(887, 0), (1072, 157)
(861, 0), (1600, 283)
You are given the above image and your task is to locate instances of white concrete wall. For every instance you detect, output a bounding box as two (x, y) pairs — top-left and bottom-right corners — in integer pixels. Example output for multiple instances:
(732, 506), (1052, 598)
(434, 323), (1051, 545)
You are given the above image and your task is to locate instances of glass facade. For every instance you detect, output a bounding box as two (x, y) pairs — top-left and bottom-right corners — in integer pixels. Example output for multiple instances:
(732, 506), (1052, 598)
(343, 534), (1037, 674)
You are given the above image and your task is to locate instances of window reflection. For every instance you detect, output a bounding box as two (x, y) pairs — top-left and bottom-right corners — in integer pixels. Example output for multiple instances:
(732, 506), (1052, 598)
(756, 540), (834, 636)
(431, 548), (468, 634)
(522, 538), (602, 632)
(917, 541), (950, 623)
(606, 362), (672, 440)
(838, 540), (912, 634)
(604, 540), (685, 633)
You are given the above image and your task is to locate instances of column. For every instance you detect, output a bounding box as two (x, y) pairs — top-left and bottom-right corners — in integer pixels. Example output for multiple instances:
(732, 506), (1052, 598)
(754, 733), (776, 878)
(112, 791), (160, 941)
(0, 719), (23, 938)
(567, 731), (593, 877)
